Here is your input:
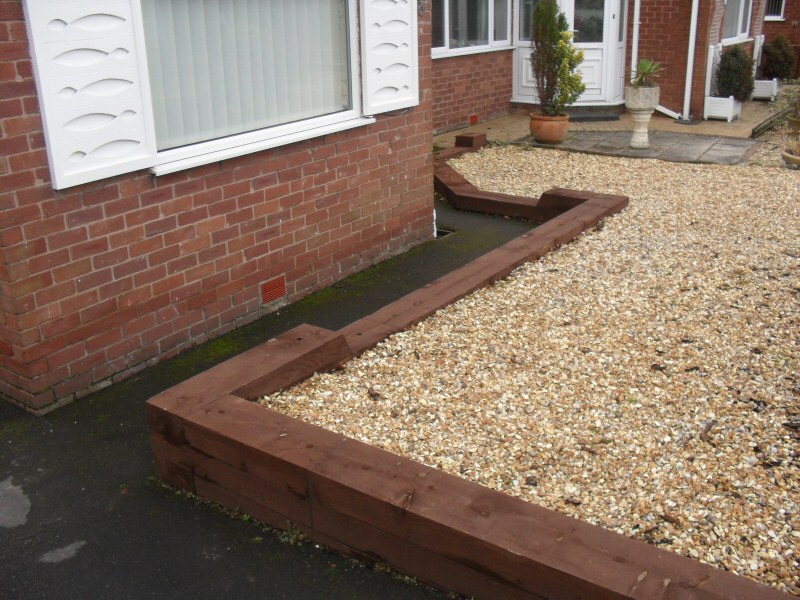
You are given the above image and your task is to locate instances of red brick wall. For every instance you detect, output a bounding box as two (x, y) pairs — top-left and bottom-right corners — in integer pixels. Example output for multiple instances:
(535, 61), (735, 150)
(763, 0), (800, 43)
(629, 0), (692, 114)
(627, 0), (766, 120)
(763, 0), (800, 76)
(0, 0), (434, 413)
(432, 50), (514, 134)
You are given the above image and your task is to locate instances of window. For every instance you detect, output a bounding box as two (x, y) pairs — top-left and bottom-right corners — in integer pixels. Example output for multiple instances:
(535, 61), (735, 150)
(23, 0), (419, 189)
(765, 0), (785, 20)
(141, 0), (353, 152)
(722, 0), (753, 43)
(432, 0), (511, 56)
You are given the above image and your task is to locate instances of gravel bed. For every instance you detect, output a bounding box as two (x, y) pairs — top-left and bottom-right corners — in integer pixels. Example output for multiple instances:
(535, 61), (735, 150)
(262, 145), (800, 594)
(749, 122), (796, 168)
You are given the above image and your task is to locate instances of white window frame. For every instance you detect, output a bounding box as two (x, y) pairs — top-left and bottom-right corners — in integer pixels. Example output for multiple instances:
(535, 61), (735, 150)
(432, 0), (513, 59)
(764, 0), (786, 21)
(721, 0), (754, 45)
(150, 1), (366, 176)
(23, 0), (419, 189)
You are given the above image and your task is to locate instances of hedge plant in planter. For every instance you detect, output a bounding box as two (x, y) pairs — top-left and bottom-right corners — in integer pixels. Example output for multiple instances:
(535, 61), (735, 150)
(754, 36), (794, 101)
(528, 0), (585, 144)
(761, 36), (795, 81)
(706, 46), (754, 121)
(717, 46), (755, 102)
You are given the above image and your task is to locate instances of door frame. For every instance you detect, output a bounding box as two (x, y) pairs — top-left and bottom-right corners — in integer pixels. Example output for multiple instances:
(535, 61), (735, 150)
(511, 0), (627, 106)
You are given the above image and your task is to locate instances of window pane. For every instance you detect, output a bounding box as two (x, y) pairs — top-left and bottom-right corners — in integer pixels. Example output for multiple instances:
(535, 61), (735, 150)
(618, 0), (625, 42)
(574, 0), (604, 43)
(450, 0), (489, 48)
(142, 0), (351, 151)
(740, 0), (752, 34)
(519, 0), (539, 42)
(432, 0), (445, 47)
(722, 0), (742, 38)
(765, 0), (785, 17)
(494, 0), (509, 42)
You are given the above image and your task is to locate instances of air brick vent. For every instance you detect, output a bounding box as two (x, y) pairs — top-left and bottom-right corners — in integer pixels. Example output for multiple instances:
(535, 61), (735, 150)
(259, 275), (287, 306)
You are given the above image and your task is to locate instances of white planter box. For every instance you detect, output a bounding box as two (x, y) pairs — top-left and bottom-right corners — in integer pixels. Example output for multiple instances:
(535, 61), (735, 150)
(752, 78), (779, 101)
(703, 95), (742, 122)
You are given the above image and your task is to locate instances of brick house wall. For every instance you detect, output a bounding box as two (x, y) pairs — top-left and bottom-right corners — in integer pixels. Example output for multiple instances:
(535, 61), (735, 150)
(0, 1), (434, 413)
(763, 0), (800, 76)
(629, 0), (696, 115)
(763, 0), (800, 42)
(432, 49), (514, 134)
(627, 0), (766, 120)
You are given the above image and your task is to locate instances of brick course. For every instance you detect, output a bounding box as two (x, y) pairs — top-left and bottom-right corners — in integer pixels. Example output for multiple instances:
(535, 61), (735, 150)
(0, 1), (434, 413)
(432, 50), (514, 134)
(763, 0), (800, 77)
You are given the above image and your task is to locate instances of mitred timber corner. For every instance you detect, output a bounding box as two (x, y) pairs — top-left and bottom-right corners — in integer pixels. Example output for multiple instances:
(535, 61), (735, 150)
(147, 137), (789, 600)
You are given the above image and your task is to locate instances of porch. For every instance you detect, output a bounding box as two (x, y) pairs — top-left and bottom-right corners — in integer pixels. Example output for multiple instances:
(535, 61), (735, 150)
(434, 98), (783, 165)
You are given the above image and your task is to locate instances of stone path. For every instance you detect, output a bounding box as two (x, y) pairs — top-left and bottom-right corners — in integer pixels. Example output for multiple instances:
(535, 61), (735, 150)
(534, 129), (757, 165)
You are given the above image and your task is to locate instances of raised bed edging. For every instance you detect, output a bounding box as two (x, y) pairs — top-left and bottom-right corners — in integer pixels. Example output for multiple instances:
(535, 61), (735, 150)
(147, 141), (789, 600)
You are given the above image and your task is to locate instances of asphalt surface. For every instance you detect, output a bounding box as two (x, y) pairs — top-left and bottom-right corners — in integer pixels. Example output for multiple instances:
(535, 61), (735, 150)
(1, 198), (535, 600)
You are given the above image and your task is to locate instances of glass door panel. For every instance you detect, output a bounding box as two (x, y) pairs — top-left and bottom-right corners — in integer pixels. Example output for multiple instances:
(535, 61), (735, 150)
(574, 0), (604, 43)
(518, 0), (536, 41)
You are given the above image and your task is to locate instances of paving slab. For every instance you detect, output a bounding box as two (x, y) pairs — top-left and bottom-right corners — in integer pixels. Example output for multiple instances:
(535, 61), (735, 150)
(659, 136), (719, 162)
(447, 111), (765, 165)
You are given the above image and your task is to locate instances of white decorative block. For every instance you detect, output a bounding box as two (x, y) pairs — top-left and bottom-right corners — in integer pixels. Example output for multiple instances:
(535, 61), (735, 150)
(360, 0), (420, 115)
(703, 96), (742, 122)
(22, 0), (156, 189)
(752, 79), (779, 101)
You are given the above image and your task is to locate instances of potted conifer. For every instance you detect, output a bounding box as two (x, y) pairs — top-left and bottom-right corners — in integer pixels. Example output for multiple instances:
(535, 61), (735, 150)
(528, 0), (585, 144)
(754, 35), (794, 101)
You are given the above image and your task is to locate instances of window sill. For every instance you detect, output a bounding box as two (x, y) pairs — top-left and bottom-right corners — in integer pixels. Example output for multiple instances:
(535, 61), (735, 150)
(721, 36), (753, 47)
(432, 45), (514, 59)
(764, 17), (785, 22)
(151, 116), (376, 176)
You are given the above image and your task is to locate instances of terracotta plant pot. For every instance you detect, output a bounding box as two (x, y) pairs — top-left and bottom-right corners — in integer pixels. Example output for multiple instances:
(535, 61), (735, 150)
(529, 113), (570, 145)
(781, 149), (800, 169)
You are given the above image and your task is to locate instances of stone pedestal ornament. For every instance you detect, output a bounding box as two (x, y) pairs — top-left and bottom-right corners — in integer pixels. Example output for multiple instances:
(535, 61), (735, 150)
(624, 85), (660, 150)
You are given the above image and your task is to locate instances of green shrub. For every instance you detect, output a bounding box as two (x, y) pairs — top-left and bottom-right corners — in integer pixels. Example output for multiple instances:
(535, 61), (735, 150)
(630, 58), (662, 87)
(716, 46), (754, 102)
(529, 0), (585, 116)
(761, 36), (795, 80)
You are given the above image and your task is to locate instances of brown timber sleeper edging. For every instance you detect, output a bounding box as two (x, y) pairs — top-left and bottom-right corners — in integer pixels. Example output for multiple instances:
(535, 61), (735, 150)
(147, 136), (790, 600)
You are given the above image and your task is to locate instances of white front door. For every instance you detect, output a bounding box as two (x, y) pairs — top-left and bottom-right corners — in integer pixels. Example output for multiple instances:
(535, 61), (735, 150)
(512, 0), (627, 105)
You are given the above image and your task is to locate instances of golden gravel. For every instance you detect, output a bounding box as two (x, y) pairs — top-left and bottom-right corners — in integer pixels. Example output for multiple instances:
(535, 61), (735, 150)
(262, 145), (800, 594)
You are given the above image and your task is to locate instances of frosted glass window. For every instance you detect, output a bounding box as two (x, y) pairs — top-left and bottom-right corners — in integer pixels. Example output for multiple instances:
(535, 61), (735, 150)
(574, 0), (604, 43)
(722, 0), (752, 41)
(141, 0), (352, 151)
(519, 0), (539, 42)
(494, 0), (509, 42)
(450, 0), (489, 48)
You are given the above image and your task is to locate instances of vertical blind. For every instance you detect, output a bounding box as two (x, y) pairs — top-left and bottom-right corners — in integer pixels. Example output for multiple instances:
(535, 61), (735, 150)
(722, 0), (752, 39)
(765, 0), (785, 17)
(141, 0), (351, 151)
(450, 0), (489, 48)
